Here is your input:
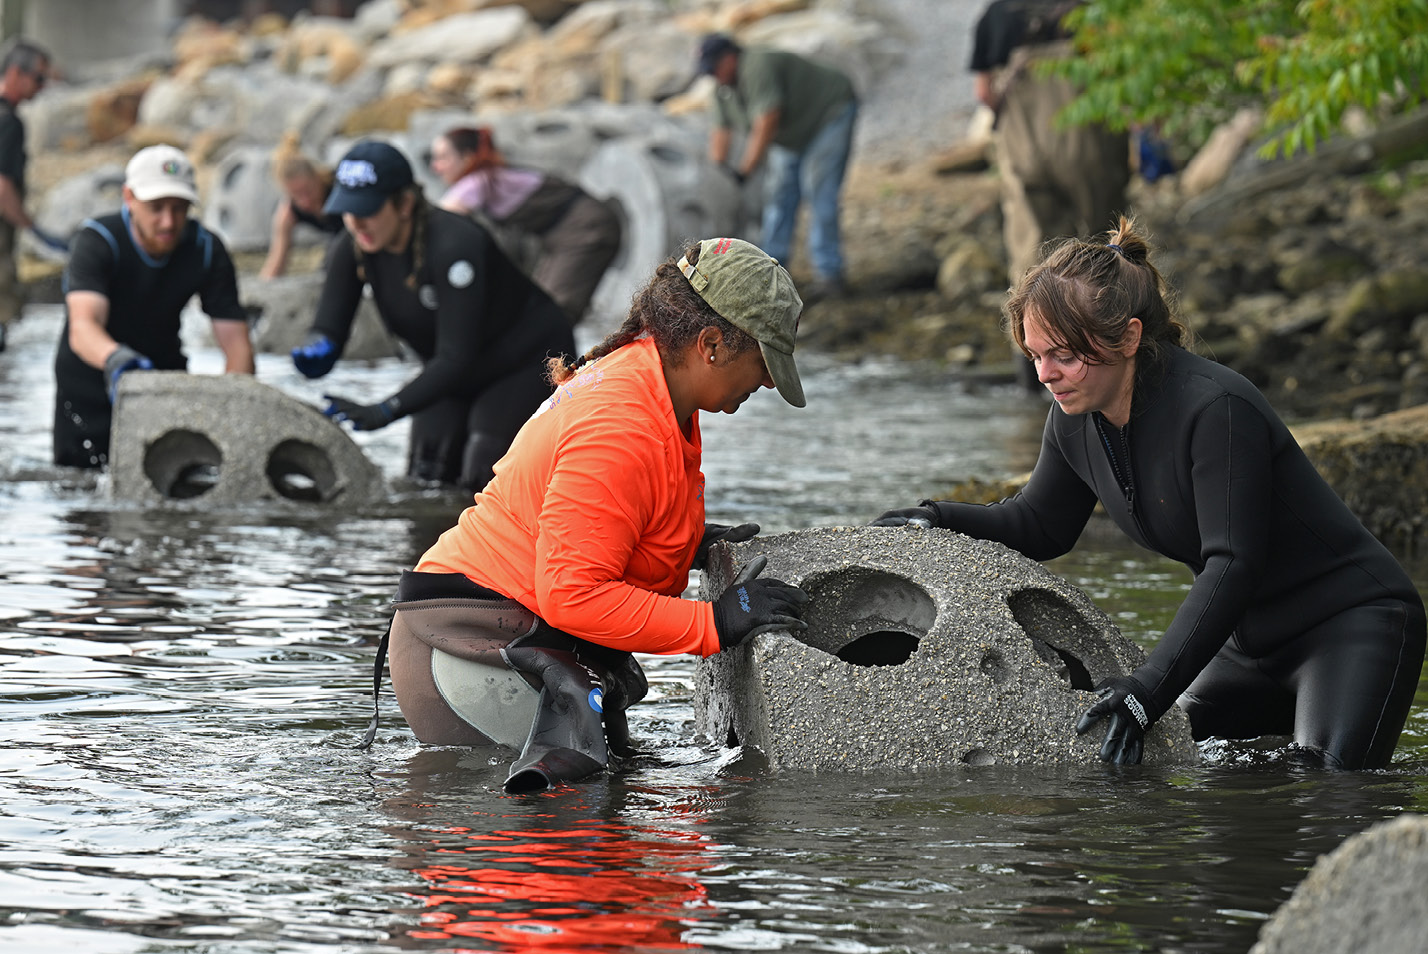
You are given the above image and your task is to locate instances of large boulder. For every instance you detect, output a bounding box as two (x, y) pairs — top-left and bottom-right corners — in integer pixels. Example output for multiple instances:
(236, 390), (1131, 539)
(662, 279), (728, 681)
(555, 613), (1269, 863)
(240, 273), (403, 361)
(1295, 404), (1428, 557)
(695, 526), (1199, 772)
(1250, 813), (1428, 954)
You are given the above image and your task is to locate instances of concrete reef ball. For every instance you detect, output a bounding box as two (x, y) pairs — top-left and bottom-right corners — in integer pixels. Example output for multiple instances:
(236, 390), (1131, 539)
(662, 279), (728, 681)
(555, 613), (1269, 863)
(695, 526), (1199, 772)
(108, 372), (385, 507)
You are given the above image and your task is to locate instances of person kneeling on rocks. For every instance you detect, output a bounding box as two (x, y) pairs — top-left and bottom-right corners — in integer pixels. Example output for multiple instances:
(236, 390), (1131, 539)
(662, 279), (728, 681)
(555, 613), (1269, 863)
(873, 217), (1425, 770)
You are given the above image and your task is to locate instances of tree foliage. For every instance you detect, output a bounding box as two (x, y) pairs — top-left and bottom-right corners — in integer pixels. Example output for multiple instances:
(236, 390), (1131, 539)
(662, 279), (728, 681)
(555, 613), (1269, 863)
(1048, 0), (1428, 156)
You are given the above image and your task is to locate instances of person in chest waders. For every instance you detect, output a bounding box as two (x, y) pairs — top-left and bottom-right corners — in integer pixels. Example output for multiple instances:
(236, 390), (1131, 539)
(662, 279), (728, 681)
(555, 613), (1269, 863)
(360, 238), (811, 792)
(873, 217), (1425, 770)
(292, 139), (573, 492)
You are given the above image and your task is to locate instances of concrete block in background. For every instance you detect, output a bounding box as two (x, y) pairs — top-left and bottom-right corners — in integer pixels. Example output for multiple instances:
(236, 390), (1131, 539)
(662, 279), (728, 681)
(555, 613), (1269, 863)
(695, 526), (1199, 772)
(1251, 813), (1428, 954)
(202, 145), (285, 253)
(108, 372), (385, 507)
(239, 272), (404, 360)
(579, 132), (746, 320)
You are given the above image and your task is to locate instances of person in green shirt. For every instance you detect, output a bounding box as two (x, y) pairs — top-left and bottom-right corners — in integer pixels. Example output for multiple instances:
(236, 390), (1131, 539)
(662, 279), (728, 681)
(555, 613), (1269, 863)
(699, 33), (857, 302)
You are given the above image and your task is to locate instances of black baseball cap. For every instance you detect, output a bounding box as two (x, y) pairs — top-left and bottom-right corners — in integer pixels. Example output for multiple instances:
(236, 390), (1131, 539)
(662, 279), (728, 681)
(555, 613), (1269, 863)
(697, 33), (740, 75)
(323, 140), (415, 217)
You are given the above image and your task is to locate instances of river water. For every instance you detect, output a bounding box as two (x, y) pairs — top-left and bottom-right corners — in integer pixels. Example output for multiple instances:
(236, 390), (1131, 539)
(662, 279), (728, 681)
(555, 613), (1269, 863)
(3, 306), (1427, 954)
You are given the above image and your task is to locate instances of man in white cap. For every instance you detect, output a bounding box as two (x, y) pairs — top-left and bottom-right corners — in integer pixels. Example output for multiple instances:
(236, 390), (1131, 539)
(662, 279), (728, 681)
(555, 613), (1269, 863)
(51, 143), (254, 470)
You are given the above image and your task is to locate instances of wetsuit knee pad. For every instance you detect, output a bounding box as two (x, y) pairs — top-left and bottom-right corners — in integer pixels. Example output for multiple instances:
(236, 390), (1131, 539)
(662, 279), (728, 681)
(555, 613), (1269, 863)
(388, 595), (541, 748)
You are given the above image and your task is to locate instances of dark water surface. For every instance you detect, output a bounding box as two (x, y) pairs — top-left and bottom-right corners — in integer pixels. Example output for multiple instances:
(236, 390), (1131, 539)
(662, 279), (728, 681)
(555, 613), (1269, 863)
(3, 308), (1427, 954)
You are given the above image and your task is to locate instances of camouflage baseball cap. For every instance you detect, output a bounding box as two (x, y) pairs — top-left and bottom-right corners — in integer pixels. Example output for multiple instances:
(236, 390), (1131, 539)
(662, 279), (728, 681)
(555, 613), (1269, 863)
(677, 237), (806, 407)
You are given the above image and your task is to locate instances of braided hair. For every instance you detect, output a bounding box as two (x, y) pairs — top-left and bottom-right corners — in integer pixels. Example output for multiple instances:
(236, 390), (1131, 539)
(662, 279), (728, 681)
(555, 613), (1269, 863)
(546, 242), (757, 385)
(350, 184), (430, 289)
(1004, 215), (1188, 387)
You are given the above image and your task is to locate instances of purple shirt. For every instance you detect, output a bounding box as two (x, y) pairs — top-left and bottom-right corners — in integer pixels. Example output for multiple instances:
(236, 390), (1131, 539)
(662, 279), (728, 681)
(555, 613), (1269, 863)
(441, 167), (544, 221)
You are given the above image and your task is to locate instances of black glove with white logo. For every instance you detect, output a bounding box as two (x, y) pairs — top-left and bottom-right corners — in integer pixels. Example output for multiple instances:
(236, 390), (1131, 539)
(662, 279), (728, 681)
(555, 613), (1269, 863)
(692, 522), (760, 571)
(322, 394), (397, 431)
(1075, 675), (1156, 765)
(869, 499), (942, 528)
(711, 555), (809, 650)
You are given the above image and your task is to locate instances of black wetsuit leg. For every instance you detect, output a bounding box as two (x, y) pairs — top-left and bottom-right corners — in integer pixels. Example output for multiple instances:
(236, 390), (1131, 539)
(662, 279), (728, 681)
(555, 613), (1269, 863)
(52, 384), (112, 469)
(405, 396), (469, 485)
(459, 364), (555, 492)
(1182, 598), (1426, 768)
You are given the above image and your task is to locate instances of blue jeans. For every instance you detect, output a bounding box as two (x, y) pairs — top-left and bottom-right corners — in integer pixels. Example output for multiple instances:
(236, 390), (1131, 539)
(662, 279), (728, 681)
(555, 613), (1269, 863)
(760, 99), (857, 280)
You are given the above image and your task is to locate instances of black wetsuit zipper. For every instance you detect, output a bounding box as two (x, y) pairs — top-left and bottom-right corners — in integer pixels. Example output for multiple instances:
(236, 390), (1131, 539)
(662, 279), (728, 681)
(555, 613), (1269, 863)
(1096, 414), (1147, 539)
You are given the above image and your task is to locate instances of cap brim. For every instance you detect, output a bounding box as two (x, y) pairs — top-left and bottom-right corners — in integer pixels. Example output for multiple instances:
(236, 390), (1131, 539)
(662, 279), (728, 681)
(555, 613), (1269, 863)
(323, 186), (386, 218)
(128, 182), (199, 205)
(759, 341), (805, 408)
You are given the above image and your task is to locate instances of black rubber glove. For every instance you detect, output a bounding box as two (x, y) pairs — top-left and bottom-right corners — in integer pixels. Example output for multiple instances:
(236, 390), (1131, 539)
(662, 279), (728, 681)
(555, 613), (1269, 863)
(692, 522), (760, 571)
(292, 333), (339, 378)
(712, 555), (809, 650)
(322, 394), (397, 431)
(869, 499), (942, 528)
(104, 344), (154, 403)
(1075, 675), (1155, 765)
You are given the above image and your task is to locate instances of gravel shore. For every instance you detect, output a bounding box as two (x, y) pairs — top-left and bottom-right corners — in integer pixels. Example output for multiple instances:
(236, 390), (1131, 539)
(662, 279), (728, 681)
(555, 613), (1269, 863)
(853, 0), (986, 164)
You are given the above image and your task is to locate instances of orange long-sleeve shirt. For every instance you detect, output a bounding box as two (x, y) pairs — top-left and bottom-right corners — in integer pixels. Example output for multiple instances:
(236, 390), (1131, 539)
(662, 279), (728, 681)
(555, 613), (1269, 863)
(417, 337), (720, 656)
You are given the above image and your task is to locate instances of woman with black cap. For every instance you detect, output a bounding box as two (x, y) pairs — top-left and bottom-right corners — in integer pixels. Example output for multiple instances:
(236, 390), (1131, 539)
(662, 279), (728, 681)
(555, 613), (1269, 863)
(372, 237), (810, 791)
(293, 139), (574, 492)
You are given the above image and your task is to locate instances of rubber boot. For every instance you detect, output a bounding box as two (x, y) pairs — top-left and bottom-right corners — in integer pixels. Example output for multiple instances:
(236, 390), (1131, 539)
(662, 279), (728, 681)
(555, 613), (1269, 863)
(500, 635), (609, 793)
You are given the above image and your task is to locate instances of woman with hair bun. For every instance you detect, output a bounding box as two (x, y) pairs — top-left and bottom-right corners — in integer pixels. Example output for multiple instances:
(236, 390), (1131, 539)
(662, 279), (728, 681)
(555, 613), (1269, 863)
(429, 126), (621, 323)
(873, 216), (1425, 770)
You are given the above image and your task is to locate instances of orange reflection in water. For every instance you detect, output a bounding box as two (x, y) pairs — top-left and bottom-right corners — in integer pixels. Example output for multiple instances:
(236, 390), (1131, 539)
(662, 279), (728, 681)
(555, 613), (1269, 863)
(404, 818), (715, 951)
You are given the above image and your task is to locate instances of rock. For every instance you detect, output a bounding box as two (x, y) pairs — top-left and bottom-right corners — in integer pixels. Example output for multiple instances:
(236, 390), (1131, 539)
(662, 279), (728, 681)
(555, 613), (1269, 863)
(108, 372), (386, 508)
(240, 273), (403, 361)
(35, 165), (126, 239)
(599, 21), (700, 104)
(1296, 404), (1428, 556)
(1250, 814), (1428, 954)
(1326, 268), (1428, 341)
(694, 526), (1200, 772)
(86, 78), (152, 145)
(739, 9), (899, 98)
(1179, 108), (1264, 199)
(936, 238), (1005, 302)
(367, 8), (537, 69)
(1272, 235), (1371, 296)
(21, 83), (99, 153)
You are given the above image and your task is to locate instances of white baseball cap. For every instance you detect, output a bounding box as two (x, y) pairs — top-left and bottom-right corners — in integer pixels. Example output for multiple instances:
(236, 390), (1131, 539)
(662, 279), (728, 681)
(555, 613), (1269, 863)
(125, 144), (199, 204)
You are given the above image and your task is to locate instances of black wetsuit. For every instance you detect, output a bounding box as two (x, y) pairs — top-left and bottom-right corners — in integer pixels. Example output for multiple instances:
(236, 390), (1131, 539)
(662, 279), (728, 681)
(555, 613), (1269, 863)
(53, 209), (246, 469)
(926, 346), (1425, 768)
(310, 207), (573, 489)
(291, 201), (344, 235)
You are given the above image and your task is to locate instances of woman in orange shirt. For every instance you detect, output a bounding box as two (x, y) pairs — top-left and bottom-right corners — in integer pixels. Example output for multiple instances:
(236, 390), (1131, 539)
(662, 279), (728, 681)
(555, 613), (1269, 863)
(367, 237), (809, 792)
